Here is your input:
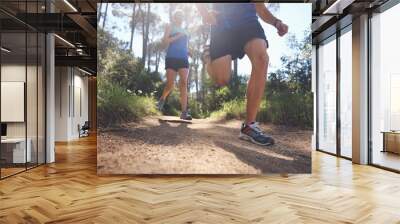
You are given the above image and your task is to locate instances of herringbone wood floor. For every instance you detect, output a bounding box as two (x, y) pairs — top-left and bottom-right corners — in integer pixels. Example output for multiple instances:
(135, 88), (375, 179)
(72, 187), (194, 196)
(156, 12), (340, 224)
(0, 135), (400, 224)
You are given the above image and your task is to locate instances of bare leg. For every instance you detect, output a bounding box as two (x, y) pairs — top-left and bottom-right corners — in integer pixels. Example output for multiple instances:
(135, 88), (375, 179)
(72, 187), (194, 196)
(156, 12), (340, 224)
(160, 69), (177, 100)
(244, 38), (269, 125)
(206, 55), (232, 86)
(178, 68), (189, 111)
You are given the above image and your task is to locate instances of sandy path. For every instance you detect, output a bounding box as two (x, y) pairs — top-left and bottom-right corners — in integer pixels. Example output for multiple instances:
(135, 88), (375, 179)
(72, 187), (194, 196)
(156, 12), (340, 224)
(97, 116), (311, 174)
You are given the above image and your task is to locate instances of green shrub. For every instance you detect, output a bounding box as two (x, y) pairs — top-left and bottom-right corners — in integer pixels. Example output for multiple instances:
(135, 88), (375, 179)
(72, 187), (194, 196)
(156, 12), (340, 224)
(262, 90), (313, 128)
(159, 91), (204, 119)
(98, 79), (159, 128)
(257, 100), (270, 123)
(161, 91), (180, 117)
(188, 99), (206, 119)
(210, 99), (246, 120)
(209, 92), (313, 129)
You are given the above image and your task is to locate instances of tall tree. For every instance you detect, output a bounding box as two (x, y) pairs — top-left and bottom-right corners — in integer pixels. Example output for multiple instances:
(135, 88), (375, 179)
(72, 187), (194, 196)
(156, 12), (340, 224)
(140, 5), (161, 71)
(233, 59), (238, 89)
(129, 3), (138, 52)
(102, 3), (109, 29)
(147, 40), (153, 71)
(97, 3), (103, 21)
(153, 41), (163, 73)
(200, 26), (210, 104)
(141, 3), (151, 66)
(193, 58), (200, 100)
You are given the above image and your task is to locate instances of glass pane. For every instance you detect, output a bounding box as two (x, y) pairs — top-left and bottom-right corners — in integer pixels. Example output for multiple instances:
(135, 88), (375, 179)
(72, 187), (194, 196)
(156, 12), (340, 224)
(1, 31), (27, 177)
(27, 31), (38, 169)
(38, 33), (45, 165)
(318, 37), (337, 154)
(340, 29), (352, 158)
(371, 4), (400, 171)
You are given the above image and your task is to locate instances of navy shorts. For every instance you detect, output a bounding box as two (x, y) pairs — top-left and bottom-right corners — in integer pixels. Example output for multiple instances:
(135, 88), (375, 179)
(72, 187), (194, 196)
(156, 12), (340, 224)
(165, 58), (189, 71)
(210, 21), (268, 61)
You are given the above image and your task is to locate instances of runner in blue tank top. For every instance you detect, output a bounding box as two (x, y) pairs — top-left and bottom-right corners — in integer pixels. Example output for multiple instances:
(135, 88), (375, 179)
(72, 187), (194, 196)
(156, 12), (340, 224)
(157, 10), (192, 120)
(197, 3), (288, 146)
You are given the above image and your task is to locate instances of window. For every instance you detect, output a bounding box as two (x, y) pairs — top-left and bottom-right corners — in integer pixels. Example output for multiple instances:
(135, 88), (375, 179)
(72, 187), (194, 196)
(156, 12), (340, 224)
(0, 1), (46, 179)
(370, 3), (400, 171)
(317, 36), (337, 154)
(339, 28), (352, 158)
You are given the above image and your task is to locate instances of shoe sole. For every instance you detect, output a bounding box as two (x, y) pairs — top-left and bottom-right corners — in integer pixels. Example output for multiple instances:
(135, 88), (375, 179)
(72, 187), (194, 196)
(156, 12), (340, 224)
(239, 132), (274, 146)
(180, 117), (192, 121)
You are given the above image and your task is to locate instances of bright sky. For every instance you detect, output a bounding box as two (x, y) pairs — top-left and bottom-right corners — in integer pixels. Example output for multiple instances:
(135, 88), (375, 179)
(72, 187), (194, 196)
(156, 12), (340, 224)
(103, 3), (311, 75)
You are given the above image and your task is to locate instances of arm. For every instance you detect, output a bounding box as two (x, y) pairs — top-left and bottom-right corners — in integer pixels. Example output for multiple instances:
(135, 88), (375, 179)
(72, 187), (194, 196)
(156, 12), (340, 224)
(196, 3), (217, 25)
(196, 4), (208, 19)
(255, 3), (288, 37)
(162, 24), (184, 46)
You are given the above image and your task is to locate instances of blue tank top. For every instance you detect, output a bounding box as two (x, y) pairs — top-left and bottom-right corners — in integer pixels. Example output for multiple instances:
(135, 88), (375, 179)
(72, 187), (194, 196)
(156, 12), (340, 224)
(166, 25), (188, 59)
(212, 3), (258, 30)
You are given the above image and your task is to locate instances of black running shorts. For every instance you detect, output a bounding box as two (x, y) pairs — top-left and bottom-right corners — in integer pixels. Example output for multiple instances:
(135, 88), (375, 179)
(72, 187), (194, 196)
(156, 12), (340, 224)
(210, 21), (268, 61)
(165, 58), (189, 71)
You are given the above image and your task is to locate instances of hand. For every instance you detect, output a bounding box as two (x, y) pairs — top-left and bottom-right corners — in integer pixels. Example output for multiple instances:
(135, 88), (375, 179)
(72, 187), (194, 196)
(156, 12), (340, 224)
(202, 10), (218, 25)
(275, 20), (288, 37)
(176, 32), (185, 38)
(171, 33), (184, 43)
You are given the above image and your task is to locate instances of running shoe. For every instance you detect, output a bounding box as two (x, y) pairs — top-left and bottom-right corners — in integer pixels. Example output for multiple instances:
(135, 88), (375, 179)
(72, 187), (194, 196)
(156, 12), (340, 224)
(239, 122), (275, 146)
(180, 110), (192, 120)
(157, 99), (165, 111)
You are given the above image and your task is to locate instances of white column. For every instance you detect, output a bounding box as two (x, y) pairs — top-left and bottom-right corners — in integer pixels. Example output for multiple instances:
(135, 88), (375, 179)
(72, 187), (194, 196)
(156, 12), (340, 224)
(45, 0), (56, 163)
(55, 67), (74, 141)
(352, 14), (369, 164)
(46, 32), (55, 163)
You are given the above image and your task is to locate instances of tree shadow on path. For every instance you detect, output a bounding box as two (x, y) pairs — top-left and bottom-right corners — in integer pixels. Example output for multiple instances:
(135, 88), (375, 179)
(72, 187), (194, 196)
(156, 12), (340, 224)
(213, 140), (311, 173)
(98, 117), (311, 173)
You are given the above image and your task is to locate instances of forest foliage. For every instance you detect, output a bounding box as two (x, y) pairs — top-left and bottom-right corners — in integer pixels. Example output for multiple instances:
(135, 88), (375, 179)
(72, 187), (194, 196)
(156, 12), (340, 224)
(97, 3), (313, 128)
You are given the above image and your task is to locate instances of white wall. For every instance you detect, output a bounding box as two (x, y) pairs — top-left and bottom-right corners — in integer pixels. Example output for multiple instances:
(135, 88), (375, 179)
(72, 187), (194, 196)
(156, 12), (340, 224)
(1, 63), (46, 164)
(55, 67), (89, 141)
(1, 65), (26, 138)
(55, 66), (70, 141)
(71, 73), (89, 138)
(0, 65), (41, 137)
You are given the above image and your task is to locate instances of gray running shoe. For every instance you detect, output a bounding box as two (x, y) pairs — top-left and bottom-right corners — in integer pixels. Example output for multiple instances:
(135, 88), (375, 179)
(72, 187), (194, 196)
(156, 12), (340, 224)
(180, 110), (192, 120)
(239, 122), (275, 146)
(157, 99), (165, 111)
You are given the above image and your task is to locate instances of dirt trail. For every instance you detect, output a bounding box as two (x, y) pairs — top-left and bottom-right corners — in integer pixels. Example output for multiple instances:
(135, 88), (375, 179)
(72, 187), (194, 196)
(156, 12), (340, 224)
(97, 116), (311, 174)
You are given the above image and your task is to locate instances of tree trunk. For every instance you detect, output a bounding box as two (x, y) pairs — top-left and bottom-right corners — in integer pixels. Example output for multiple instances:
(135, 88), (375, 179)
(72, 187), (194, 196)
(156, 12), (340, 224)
(129, 3), (137, 52)
(155, 51), (160, 73)
(194, 63), (199, 100)
(97, 3), (103, 22)
(147, 44), (152, 71)
(233, 59), (238, 77)
(200, 62), (206, 104)
(102, 3), (109, 29)
(141, 4), (151, 66)
(233, 59), (238, 88)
